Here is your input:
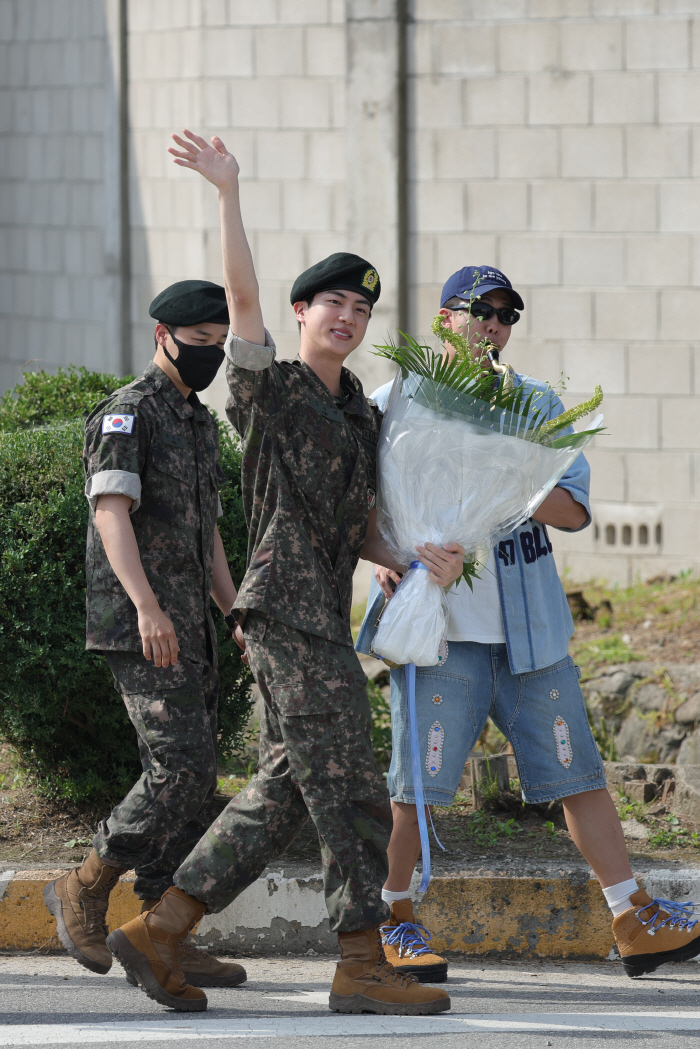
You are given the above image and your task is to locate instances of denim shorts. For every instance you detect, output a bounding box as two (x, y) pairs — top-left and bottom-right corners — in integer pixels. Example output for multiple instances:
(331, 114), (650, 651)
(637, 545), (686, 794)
(387, 642), (606, 806)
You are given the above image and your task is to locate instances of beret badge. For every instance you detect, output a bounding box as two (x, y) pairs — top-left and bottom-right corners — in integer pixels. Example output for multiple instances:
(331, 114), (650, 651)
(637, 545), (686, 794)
(362, 268), (379, 292)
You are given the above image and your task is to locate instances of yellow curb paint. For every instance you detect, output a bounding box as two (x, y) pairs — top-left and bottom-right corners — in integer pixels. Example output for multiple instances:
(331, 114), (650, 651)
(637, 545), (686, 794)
(0, 870), (140, 951)
(0, 870), (612, 958)
(416, 876), (612, 958)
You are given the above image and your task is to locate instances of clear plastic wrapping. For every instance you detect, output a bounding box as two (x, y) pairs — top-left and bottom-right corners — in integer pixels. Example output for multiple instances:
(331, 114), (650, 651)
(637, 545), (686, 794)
(372, 565), (448, 666)
(372, 372), (601, 667)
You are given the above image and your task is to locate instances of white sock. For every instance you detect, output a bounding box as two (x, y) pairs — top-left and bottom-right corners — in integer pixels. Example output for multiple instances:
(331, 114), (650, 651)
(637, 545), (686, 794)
(381, 887), (411, 905)
(602, 878), (639, 917)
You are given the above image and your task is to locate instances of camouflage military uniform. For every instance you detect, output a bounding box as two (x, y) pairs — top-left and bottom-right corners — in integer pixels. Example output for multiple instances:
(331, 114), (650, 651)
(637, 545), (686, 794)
(83, 360), (224, 898)
(172, 330), (391, 933)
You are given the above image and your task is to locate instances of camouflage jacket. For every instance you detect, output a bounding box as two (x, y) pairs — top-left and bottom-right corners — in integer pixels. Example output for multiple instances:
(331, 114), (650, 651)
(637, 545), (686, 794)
(225, 330), (381, 647)
(83, 360), (224, 664)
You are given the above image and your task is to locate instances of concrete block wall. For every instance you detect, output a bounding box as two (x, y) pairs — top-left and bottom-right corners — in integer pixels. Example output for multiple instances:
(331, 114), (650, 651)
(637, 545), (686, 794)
(409, 5), (700, 585)
(0, 0), (122, 392)
(2, 1), (700, 586)
(126, 0), (368, 421)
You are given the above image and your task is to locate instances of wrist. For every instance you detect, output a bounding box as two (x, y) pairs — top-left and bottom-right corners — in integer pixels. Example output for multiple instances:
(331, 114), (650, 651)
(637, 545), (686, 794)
(135, 593), (160, 616)
(218, 181), (240, 200)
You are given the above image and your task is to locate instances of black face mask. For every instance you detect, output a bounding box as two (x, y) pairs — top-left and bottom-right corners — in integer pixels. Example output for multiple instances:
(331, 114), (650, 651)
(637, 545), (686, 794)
(163, 331), (225, 392)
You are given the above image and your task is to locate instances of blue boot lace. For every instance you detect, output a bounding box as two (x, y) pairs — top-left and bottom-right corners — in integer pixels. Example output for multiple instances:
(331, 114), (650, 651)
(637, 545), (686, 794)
(636, 898), (699, 936)
(380, 920), (435, 958)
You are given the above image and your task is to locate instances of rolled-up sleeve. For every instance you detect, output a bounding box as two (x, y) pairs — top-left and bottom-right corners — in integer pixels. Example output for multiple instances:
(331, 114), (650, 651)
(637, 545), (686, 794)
(224, 327), (276, 371)
(83, 400), (148, 515)
(225, 327), (279, 437)
(542, 389), (592, 532)
(85, 470), (142, 513)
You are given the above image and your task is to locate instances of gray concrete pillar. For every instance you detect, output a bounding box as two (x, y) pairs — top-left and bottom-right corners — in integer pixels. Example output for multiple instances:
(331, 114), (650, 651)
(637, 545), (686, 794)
(345, 0), (405, 396)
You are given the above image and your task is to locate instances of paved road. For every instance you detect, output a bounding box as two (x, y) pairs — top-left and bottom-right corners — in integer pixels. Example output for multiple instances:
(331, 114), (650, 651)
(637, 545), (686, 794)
(2, 952), (700, 1047)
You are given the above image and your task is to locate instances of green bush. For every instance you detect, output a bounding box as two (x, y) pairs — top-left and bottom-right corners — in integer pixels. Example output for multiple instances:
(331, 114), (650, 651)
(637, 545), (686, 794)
(0, 364), (136, 431)
(0, 368), (252, 806)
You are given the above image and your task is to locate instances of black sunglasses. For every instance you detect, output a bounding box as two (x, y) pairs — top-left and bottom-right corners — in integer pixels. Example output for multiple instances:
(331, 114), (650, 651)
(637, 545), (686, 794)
(453, 302), (520, 326)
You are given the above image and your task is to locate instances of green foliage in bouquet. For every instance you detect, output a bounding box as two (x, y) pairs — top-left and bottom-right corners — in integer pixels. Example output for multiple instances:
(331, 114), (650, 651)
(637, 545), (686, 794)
(0, 368), (252, 807)
(374, 316), (603, 448)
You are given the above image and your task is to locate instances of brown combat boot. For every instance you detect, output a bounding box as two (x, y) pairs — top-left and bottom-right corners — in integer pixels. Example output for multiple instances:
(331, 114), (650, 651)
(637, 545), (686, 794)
(43, 849), (125, 974)
(613, 889), (700, 977)
(380, 898), (448, 982)
(106, 887), (208, 1011)
(123, 899), (247, 989)
(329, 928), (450, 1015)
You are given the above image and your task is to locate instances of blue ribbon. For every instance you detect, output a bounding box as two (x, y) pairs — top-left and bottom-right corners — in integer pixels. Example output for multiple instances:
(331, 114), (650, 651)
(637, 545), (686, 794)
(404, 561), (445, 894)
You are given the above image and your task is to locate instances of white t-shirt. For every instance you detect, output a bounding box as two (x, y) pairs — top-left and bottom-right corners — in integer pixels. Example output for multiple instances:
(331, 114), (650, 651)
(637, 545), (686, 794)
(445, 546), (506, 644)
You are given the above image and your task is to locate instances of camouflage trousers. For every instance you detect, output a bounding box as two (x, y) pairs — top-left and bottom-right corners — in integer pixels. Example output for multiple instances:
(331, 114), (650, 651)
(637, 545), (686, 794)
(93, 651), (218, 899)
(174, 613), (392, 934)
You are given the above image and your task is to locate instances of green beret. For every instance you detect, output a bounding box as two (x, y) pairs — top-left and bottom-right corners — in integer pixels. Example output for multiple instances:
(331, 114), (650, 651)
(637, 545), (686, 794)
(149, 280), (229, 327)
(290, 253), (381, 307)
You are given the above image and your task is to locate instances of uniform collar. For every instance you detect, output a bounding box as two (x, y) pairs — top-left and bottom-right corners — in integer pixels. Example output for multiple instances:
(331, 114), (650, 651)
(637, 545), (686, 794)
(143, 360), (198, 420)
(294, 356), (371, 420)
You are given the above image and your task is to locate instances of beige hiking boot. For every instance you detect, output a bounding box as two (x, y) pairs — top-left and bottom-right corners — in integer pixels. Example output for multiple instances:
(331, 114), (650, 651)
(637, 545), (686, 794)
(613, 889), (700, 977)
(123, 898), (247, 989)
(43, 849), (126, 974)
(380, 898), (448, 982)
(330, 928), (450, 1015)
(106, 886), (208, 1011)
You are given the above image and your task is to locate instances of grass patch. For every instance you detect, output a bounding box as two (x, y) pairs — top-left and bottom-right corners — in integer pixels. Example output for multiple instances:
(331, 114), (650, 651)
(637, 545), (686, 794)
(574, 634), (641, 673)
(570, 573), (700, 669)
(216, 775), (250, 796)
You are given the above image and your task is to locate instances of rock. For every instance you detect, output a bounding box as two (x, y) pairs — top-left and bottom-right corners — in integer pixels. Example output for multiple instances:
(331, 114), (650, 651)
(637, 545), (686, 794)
(677, 729), (700, 766)
(663, 665), (700, 695)
(615, 711), (654, 760)
(623, 780), (657, 803)
(603, 761), (676, 791)
(595, 670), (638, 697)
(615, 712), (685, 764)
(603, 761), (648, 789)
(584, 667), (651, 732)
(620, 820), (649, 841)
(654, 725), (687, 763)
(672, 766), (700, 821)
(633, 683), (668, 713)
(674, 692), (700, 726)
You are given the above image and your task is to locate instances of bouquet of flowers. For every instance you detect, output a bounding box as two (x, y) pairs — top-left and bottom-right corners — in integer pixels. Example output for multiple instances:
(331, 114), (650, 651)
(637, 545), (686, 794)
(371, 319), (604, 667)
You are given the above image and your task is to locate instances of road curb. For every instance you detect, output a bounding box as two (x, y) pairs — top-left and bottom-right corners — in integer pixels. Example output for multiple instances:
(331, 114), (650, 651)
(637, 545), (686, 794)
(3, 866), (699, 958)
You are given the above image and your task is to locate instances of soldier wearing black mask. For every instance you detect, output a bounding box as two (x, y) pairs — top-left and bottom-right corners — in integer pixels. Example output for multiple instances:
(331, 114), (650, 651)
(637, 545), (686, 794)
(43, 280), (247, 992)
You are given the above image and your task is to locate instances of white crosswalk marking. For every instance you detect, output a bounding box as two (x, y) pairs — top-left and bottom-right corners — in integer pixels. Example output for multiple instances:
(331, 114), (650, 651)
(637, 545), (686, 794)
(2, 1013), (700, 1043)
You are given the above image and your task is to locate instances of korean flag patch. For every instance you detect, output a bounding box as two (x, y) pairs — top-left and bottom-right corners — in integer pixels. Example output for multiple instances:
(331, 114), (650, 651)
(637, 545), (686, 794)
(102, 413), (135, 435)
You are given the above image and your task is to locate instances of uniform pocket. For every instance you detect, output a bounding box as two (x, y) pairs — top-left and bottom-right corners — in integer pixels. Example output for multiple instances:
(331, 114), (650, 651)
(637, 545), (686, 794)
(150, 442), (191, 483)
(282, 405), (346, 497)
(105, 652), (199, 694)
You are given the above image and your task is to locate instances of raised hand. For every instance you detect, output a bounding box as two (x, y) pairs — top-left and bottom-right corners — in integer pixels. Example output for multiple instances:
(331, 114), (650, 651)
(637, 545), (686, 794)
(168, 129), (239, 190)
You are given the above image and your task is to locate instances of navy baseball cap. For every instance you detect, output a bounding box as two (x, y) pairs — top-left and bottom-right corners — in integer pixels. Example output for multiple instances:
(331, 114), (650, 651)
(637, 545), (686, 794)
(440, 266), (524, 311)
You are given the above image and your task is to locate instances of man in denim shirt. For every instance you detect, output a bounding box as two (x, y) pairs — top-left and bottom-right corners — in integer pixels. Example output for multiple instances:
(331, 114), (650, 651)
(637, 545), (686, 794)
(358, 266), (700, 982)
